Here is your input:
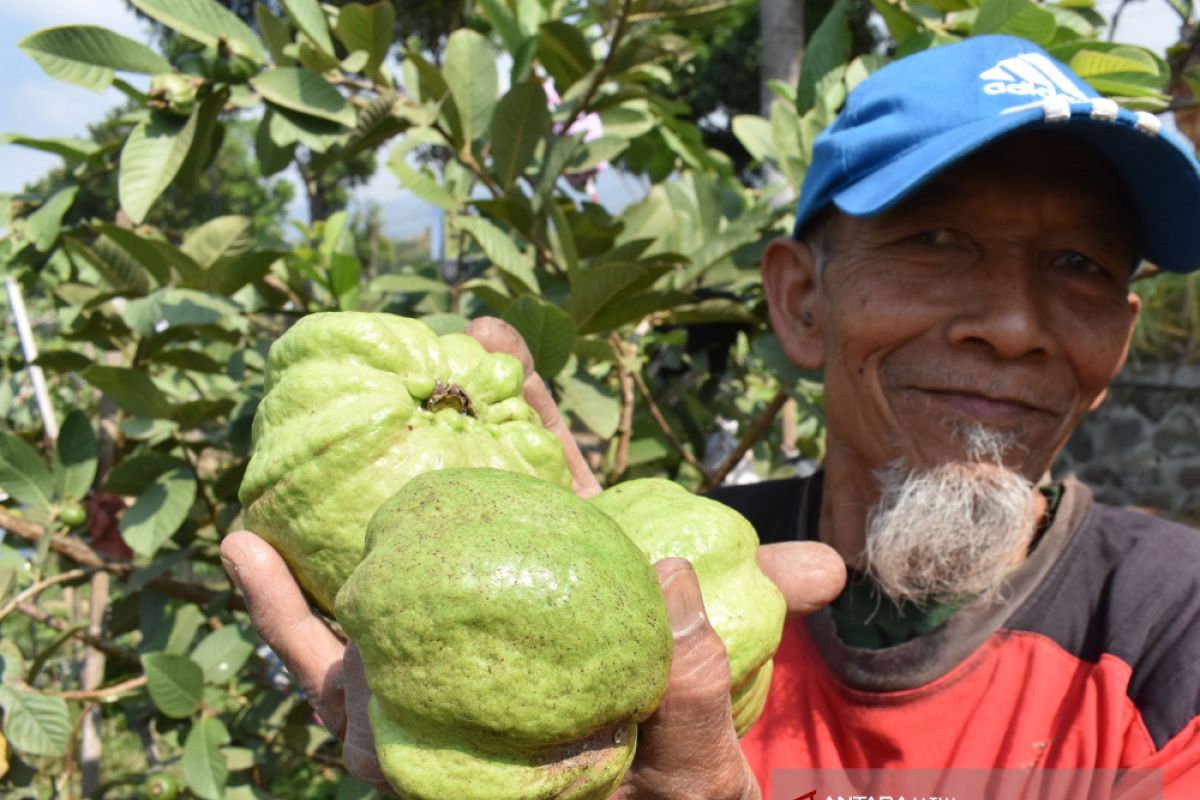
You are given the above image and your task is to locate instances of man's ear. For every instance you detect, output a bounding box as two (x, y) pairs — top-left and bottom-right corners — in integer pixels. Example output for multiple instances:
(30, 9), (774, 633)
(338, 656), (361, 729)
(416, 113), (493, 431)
(1091, 289), (1142, 412)
(763, 236), (825, 370)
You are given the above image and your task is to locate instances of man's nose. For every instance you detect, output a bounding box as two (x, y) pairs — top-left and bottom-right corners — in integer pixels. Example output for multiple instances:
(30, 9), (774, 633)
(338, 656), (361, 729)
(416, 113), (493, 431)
(944, 257), (1054, 361)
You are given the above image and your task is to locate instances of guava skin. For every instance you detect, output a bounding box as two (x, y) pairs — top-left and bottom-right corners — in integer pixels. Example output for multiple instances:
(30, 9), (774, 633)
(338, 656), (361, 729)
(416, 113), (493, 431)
(589, 478), (786, 736)
(336, 468), (673, 800)
(237, 312), (572, 614)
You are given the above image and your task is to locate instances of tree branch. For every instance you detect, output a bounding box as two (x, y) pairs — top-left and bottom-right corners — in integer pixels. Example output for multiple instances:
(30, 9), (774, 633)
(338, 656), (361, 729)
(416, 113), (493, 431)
(701, 389), (790, 492)
(630, 364), (711, 479)
(611, 337), (636, 479)
(54, 676), (146, 702)
(0, 509), (244, 611)
(12, 601), (139, 668)
(0, 568), (94, 625)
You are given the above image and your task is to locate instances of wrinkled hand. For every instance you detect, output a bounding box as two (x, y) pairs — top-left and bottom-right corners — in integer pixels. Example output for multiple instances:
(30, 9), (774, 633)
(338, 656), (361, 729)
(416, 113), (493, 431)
(220, 317), (847, 798)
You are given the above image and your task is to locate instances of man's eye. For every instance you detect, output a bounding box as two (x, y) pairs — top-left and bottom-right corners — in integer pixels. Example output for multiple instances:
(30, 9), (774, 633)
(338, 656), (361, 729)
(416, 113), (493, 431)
(906, 230), (956, 247)
(1053, 251), (1110, 278)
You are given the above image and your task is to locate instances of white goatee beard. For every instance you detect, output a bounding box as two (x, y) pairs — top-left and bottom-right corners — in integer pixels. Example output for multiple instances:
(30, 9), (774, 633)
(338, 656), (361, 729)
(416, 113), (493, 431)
(862, 425), (1037, 609)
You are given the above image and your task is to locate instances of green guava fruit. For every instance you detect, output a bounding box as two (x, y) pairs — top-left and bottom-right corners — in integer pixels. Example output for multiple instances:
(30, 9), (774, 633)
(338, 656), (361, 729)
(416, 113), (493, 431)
(589, 478), (786, 736)
(336, 467), (673, 800)
(238, 312), (572, 614)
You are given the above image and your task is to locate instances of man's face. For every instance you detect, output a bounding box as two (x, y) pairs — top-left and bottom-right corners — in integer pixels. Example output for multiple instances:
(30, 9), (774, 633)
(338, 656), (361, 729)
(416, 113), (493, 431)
(765, 135), (1142, 484)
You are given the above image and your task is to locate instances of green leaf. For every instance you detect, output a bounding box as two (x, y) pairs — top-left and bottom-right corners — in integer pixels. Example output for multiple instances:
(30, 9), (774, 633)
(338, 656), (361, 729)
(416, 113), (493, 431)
(627, 0), (737, 21)
(445, 29), (498, 144)
(732, 115), (774, 163)
(280, 0), (335, 56)
(565, 262), (671, 330)
(105, 453), (188, 496)
(502, 296), (576, 380)
(0, 685), (70, 757)
(1068, 46), (1164, 88)
(119, 467), (197, 558)
(198, 251), (284, 296)
(388, 140), (459, 211)
(61, 235), (154, 295)
(33, 350), (93, 374)
(181, 216), (253, 269)
(403, 49), (464, 146)
(161, 603), (206, 656)
(371, 275), (450, 294)
(972, 0), (1058, 45)
(26, 186), (78, 253)
(268, 106), (348, 152)
(0, 134), (99, 161)
(89, 225), (194, 287)
(490, 82), (550, 190)
(256, 114), (296, 176)
(456, 216), (540, 294)
(183, 718), (231, 800)
(796, 0), (851, 114)
(537, 22), (594, 91)
(80, 366), (174, 420)
(18, 27), (171, 90)
(586, 289), (689, 333)
(252, 68), (356, 127)
(0, 433), (54, 509)
(255, 5), (294, 65)
(125, 289), (241, 338)
(191, 625), (255, 683)
(53, 412), (97, 503)
(478, 0), (526, 53)
(558, 370), (620, 438)
(119, 109), (200, 225)
(141, 653), (204, 718)
(334, 2), (396, 84)
(130, 0), (266, 62)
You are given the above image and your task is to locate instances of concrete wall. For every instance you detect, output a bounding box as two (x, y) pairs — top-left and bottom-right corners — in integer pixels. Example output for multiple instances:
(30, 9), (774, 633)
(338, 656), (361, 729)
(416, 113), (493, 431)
(1055, 362), (1200, 524)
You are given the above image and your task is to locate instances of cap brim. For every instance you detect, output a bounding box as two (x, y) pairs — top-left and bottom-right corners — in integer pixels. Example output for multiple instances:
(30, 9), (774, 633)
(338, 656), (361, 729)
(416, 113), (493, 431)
(830, 109), (1200, 273)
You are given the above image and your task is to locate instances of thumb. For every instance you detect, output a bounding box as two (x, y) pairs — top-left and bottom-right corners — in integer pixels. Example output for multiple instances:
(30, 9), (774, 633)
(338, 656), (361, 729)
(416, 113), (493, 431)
(465, 316), (602, 499)
(757, 540), (847, 616)
(623, 559), (755, 798)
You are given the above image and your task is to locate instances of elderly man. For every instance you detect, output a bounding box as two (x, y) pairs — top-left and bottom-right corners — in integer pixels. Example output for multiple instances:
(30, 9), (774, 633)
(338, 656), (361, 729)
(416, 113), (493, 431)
(221, 34), (1200, 799)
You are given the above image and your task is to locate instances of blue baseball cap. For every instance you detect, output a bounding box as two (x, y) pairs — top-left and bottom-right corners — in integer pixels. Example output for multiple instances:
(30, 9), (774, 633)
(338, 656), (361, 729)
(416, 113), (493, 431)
(793, 35), (1200, 273)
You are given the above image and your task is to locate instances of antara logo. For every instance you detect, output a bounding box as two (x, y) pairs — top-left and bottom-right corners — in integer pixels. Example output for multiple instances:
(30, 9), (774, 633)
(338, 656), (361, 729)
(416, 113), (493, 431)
(979, 53), (1087, 101)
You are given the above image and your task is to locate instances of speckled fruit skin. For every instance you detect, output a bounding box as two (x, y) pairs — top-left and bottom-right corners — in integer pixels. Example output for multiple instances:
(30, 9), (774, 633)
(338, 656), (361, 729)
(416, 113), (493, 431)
(589, 478), (786, 736)
(237, 312), (572, 614)
(336, 468), (673, 800)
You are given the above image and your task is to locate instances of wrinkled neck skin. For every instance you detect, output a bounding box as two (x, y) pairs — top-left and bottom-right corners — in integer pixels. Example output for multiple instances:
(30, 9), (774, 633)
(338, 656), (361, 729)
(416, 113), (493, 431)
(817, 436), (1049, 574)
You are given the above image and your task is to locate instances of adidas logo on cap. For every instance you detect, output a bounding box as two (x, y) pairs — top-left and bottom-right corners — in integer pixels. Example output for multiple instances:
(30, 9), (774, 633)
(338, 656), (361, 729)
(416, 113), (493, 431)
(980, 53), (1087, 101)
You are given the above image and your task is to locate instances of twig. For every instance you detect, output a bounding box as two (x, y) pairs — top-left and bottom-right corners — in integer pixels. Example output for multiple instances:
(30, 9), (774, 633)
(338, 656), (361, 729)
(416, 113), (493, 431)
(54, 676), (147, 702)
(630, 366), (710, 478)
(0, 508), (244, 612)
(62, 701), (98, 800)
(701, 389), (790, 492)
(11, 601), (139, 667)
(0, 568), (94, 625)
(611, 337), (636, 478)
(558, 0), (634, 138)
(181, 445), (227, 538)
(1107, 0), (1134, 41)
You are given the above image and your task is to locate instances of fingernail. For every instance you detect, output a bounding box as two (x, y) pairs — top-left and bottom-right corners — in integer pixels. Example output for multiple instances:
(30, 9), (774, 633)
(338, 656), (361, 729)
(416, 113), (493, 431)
(662, 566), (705, 635)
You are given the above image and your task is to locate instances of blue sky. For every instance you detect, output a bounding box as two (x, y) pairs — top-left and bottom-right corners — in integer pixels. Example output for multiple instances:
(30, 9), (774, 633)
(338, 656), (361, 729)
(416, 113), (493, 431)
(0, 0), (1187, 239)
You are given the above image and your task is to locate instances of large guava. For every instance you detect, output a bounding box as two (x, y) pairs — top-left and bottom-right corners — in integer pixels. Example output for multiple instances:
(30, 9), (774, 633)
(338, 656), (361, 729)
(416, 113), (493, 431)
(336, 467), (673, 800)
(237, 312), (572, 614)
(589, 479), (786, 736)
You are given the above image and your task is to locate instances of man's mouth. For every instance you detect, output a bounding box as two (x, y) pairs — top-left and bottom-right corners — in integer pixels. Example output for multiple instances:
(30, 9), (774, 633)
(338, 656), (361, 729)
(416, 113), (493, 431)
(909, 387), (1053, 425)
